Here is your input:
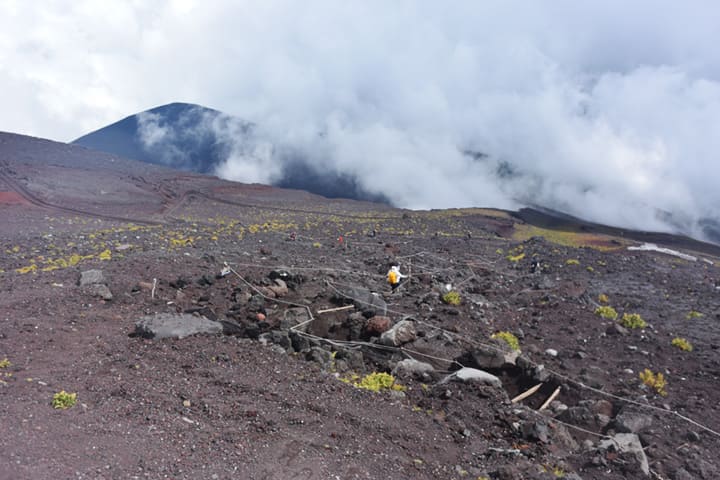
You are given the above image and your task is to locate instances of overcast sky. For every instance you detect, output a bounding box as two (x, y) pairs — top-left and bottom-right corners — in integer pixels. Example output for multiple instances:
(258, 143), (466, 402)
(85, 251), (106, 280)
(2, 1), (720, 238)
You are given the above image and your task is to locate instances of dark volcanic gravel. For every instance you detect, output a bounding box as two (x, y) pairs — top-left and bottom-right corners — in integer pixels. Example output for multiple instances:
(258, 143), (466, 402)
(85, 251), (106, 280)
(1, 132), (720, 480)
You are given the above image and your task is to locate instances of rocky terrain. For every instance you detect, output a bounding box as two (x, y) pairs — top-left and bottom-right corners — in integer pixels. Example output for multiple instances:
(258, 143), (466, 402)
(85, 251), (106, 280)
(1, 131), (720, 480)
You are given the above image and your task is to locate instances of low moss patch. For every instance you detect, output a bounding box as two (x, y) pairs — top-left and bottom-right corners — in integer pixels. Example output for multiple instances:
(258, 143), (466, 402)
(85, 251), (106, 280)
(491, 331), (520, 351)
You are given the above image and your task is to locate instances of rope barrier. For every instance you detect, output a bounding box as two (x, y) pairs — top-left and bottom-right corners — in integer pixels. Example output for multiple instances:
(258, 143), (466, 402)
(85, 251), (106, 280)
(220, 239), (720, 440)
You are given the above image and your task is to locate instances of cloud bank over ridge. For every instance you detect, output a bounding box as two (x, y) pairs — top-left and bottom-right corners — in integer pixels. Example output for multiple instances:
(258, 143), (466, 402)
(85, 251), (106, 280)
(2, 1), (720, 239)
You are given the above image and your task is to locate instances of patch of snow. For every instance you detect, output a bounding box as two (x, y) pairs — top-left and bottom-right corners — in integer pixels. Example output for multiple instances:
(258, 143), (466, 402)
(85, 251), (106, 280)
(627, 243), (696, 261)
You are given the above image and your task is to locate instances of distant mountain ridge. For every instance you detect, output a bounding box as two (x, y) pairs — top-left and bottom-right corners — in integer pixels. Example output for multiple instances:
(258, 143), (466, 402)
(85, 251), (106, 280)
(72, 103), (388, 204)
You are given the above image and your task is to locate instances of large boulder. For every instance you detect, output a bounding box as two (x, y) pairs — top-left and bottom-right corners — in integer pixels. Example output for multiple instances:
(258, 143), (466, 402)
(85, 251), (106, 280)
(133, 313), (223, 339)
(379, 319), (416, 346)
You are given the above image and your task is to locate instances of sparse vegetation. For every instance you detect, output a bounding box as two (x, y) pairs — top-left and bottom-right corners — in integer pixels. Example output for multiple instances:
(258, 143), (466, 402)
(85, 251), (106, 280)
(686, 310), (704, 319)
(594, 305), (618, 320)
(491, 331), (520, 351)
(598, 293), (609, 304)
(620, 313), (647, 329)
(342, 372), (405, 393)
(0, 358), (11, 369)
(506, 252), (525, 262)
(52, 390), (77, 409)
(639, 369), (667, 396)
(671, 337), (693, 351)
(442, 290), (461, 305)
(565, 259), (580, 265)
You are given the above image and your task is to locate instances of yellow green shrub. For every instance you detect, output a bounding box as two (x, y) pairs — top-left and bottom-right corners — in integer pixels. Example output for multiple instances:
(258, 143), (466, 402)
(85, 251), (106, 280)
(639, 369), (667, 396)
(598, 294), (609, 304)
(442, 291), (461, 305)
(52, 390), (77, 409)
(671, 337), (693, 352)
(565, 259), (580, 265)
(594, 305), (618, 320)
(620, 313), (647, 329)
(686, 311), (704, 319)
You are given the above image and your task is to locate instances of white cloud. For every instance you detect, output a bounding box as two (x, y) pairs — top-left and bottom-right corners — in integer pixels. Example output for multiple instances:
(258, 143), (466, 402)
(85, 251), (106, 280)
(1, 1), (720, 239)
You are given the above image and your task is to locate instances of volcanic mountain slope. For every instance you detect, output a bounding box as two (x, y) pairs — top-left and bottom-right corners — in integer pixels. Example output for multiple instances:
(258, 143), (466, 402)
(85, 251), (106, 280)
(72, 102), (389, 204)
(2, 131), (720, 479)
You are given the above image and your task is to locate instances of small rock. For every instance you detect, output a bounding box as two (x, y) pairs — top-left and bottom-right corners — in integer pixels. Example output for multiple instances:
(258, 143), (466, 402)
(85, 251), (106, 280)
(90, 284), (113, 301)
(458, 343), (520, 370)
(686, 431), (701, 442)
(607, 323), (629, 336)
(365, 316), (391, 336)
(545, 348), (558, 357)
(439, 367), (502, 388)
(256, 312), (266, 322)
(521, 420), (550, 443)
(280, 307), (312, 332)
(673, 466), (696, 480)
(267, 278), (288, 297)
(305, 347), (333, 366)
(392, 358), (434, 378)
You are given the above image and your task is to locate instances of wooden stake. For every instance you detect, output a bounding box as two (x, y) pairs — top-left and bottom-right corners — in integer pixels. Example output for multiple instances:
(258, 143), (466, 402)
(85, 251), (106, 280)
(317, 305), (355, 314)
(539, 386), (561, 411)
(511, 383), (543, 404)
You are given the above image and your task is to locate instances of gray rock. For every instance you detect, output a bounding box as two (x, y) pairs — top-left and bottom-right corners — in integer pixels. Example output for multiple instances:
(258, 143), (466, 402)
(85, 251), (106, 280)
(440, 367), (502, 388)
(338, 287), (387, 317)
(280, 307), (312, 332)
(462, 343), (520, 369)
(674, 467), (696, 480)
(392, 358), (434, 378)
(607, 323), (630, 335)
(598, 433), (649, 476)
(289, 330), (320, 352)
(379, 319), (416, 346)
(79, 269), (105, 286)
(134, 313), (223, 339)
(522, 420), (551, 443)
(90, 284), (113, 301)
(260, 330), (292, 351)
(267, 278), (288, 297)
(614, 410), (653, 433)
(305, 346), (334, 366)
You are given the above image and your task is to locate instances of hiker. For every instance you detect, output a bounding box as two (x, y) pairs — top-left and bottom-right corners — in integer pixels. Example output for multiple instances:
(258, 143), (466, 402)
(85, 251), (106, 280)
(387, 264), (407, 292)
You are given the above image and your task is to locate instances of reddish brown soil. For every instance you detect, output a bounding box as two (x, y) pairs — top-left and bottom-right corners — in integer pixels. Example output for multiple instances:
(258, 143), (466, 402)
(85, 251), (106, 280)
(0, 191), (28, 205)
(1, 132), (720, 480)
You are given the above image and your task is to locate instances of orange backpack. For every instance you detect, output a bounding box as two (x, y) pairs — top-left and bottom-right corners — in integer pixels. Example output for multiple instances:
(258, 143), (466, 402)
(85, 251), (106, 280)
(388, 270), (398, 284)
